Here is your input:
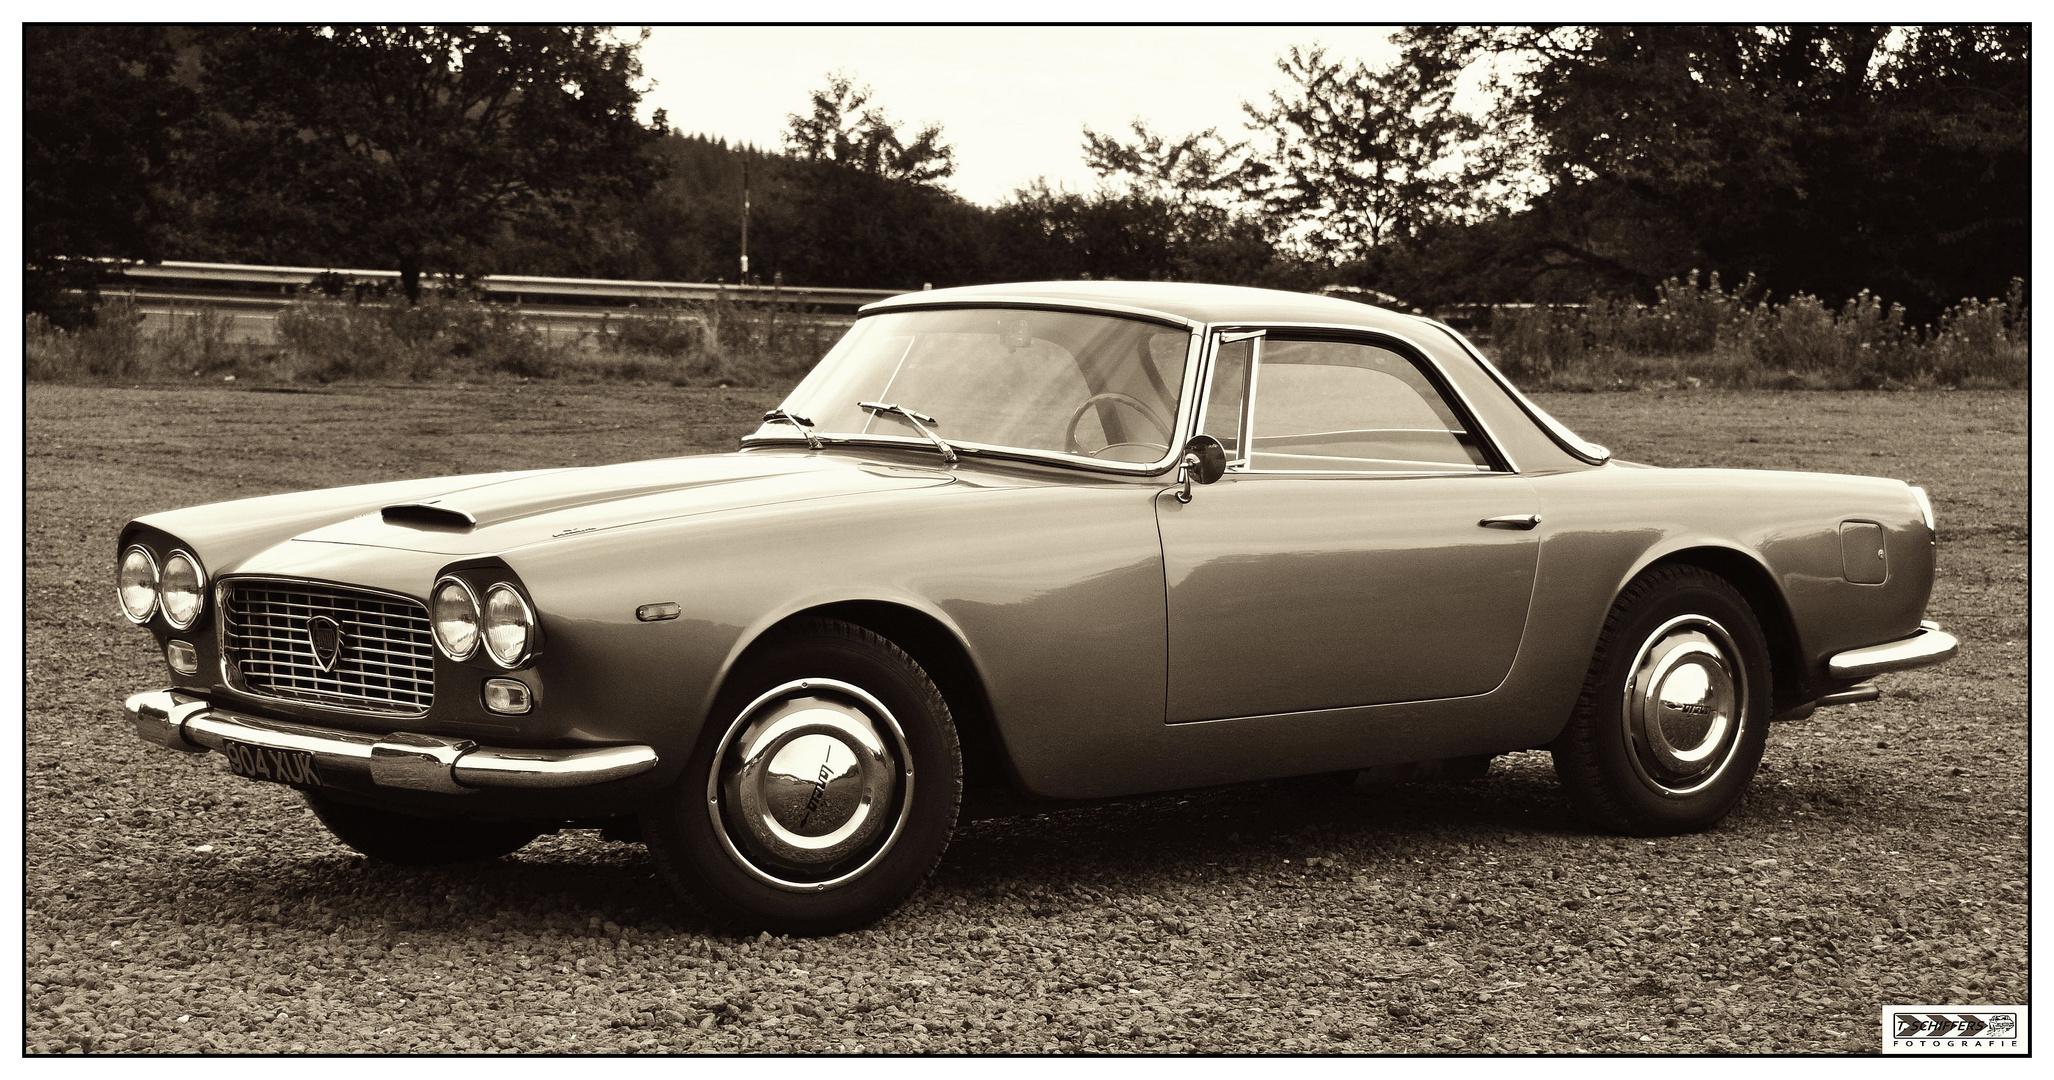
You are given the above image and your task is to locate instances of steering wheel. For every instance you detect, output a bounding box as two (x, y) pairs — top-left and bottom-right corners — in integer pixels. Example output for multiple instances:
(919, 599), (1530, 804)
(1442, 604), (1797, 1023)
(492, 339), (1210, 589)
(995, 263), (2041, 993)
(1063, 392), (1174, 457)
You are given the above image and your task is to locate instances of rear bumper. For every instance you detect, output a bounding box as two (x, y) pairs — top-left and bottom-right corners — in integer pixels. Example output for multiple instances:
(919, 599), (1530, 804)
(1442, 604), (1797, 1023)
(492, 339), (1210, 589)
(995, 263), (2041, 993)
(124, 689), (659, 795)
(1778, 621), (1959, 723)
(1825, 620), (1961, 681)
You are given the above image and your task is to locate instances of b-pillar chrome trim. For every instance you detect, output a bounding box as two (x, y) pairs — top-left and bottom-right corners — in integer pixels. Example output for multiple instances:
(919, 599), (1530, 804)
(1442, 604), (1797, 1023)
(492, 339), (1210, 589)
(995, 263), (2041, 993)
(124, 689), (659, 793)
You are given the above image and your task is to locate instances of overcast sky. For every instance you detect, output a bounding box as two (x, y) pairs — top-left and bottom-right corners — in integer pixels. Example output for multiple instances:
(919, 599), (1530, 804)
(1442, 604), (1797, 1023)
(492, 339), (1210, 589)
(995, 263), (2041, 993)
(634, 25), (1404, 206)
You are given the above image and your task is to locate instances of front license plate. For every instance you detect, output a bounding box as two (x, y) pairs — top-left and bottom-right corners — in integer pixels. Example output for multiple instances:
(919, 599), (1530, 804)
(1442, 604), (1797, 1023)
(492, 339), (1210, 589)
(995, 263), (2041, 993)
(222, 740), (324, 788)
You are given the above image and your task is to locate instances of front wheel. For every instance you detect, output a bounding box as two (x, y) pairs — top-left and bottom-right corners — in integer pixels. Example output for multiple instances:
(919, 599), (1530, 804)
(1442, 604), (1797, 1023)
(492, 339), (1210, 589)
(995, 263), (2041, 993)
(642, 618), (962, 935)
(1552, 565), (1772, 835)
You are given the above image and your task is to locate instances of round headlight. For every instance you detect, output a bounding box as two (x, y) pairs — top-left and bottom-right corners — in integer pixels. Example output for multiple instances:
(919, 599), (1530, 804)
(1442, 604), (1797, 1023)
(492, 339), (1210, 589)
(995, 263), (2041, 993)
(481, 584), (536, 667)
(431, 577), (481, 660)
(118, 546), (160, 623)
(159, 551), (205, 629)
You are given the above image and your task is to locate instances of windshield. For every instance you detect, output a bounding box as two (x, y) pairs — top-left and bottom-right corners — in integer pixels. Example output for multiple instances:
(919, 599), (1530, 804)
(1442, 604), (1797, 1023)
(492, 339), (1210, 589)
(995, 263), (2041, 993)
(756, 308), (1192, 464)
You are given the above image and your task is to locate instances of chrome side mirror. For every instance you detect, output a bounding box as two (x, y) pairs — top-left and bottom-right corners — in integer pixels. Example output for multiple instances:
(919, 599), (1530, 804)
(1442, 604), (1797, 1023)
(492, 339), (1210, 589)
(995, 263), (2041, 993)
(1175, 435), (1229, 503)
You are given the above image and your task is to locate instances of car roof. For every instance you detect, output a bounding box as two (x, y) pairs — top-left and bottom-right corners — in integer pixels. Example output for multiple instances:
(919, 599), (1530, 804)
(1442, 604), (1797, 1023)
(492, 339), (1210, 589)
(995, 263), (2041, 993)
(861, 280), (1434, 334)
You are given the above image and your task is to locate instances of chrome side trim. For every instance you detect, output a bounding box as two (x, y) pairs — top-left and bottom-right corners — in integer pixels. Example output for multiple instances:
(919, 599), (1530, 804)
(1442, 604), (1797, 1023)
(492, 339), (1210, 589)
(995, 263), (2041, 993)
(1825, 621), (1960, 680)
(123, 689), (659, 791)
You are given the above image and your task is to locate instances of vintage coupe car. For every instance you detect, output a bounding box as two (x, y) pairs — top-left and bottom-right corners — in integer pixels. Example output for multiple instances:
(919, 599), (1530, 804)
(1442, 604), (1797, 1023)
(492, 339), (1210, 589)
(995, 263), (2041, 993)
(118, 281), (1958, 933)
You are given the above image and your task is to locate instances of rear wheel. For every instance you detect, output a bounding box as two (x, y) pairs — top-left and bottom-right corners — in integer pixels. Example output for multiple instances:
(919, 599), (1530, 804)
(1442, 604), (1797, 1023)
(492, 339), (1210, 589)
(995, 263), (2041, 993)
(1552, 565), (1772, 835)
(303, 791), (545, 865)
(642, 618), (962, 935)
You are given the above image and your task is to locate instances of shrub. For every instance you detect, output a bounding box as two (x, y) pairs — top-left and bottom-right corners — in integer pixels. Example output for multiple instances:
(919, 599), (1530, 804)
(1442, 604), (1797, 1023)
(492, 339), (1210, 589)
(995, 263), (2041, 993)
(1481, 275), (2027, 390)
(24, 297), (148, 379)
(26, 292), (840, 390)
(27, 278), (2023, 392)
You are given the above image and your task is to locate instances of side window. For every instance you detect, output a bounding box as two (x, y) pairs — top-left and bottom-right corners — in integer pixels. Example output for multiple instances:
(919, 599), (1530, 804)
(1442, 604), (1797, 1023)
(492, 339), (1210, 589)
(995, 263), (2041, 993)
(1247, 339), (1492, 472)
(1200, 337), (1253, 460)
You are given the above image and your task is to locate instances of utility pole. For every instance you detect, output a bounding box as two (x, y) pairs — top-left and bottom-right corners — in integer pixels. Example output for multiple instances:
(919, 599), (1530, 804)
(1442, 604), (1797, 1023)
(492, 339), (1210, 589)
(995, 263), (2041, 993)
(751, 147), (759, 285)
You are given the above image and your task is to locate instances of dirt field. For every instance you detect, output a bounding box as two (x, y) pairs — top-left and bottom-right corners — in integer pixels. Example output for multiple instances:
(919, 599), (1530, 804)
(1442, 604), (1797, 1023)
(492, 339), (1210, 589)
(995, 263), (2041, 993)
(24, 383), (2025, 1054)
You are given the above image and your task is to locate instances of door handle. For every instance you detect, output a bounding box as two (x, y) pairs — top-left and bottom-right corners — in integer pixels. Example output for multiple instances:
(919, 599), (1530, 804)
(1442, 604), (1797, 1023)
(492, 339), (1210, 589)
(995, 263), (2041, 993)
(1479, 514), (1541, 530)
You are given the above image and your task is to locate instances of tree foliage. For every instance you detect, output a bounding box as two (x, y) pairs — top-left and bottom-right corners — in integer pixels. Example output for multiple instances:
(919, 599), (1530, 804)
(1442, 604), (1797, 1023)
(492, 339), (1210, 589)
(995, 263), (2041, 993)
(1082, 120), (1247, 205)
(1398, 25), (2030, 316)
(21, 24), (2025, 320)
(186, 26), (663, 299)
(784, 71), (956, 185)
(23, 25), (195, 324)
(1241, 45), (1488, 260)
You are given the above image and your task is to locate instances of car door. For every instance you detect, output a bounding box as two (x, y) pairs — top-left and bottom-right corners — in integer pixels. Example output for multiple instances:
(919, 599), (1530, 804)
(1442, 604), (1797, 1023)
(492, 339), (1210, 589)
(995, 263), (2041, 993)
(1155, 331), (1541, 724)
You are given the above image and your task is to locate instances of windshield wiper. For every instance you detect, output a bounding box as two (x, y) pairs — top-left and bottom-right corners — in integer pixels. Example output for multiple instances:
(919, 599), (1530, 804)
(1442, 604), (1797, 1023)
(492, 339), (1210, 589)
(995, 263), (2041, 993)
(858, 401), (958, 463)
(761, 408), (824, 450)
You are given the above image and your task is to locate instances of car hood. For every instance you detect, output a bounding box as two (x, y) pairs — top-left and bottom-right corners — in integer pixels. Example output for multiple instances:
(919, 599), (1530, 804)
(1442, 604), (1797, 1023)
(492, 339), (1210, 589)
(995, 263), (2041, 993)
(295, 451), (958, 556)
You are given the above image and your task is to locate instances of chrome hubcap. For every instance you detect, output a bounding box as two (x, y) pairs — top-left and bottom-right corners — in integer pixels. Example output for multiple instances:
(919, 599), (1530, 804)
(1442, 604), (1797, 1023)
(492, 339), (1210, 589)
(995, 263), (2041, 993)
(1622, 615), (1747, 796)
(707, 679), (914, 892)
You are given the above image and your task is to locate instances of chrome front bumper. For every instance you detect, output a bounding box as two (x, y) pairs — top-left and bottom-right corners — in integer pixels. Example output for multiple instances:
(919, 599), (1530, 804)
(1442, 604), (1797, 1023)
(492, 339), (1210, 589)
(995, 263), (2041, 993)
(1825, 620), (1961, 681)
(124, 690), (659, 795)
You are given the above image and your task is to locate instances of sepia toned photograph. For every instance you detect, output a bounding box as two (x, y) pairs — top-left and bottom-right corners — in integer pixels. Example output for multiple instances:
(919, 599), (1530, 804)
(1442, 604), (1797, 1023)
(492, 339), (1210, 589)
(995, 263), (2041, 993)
(21, 20), (2028, 1055)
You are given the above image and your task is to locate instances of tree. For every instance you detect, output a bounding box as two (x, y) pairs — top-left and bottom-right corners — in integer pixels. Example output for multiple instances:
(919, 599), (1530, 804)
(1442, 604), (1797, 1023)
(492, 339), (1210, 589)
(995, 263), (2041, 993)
(1400, 25), (2030, 315)
(1242, 45), (1488, 261)
(1082, 120), (1247, 208)
(23, 25), (195, 324)
(784, 72), (955, 185)
(187, 26), (664, 300)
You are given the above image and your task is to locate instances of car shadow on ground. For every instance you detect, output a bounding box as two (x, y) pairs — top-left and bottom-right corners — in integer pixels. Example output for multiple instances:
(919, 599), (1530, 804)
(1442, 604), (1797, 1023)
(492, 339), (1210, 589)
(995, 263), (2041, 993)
(122, 749), (1916, 940)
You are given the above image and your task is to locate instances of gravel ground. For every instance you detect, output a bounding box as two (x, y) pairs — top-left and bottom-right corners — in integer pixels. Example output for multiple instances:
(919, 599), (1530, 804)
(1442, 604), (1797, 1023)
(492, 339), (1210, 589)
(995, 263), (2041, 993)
(23, 384), (2027, 1054)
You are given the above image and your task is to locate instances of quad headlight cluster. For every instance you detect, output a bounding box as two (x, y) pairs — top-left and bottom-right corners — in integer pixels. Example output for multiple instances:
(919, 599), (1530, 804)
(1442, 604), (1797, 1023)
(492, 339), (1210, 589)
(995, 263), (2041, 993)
(431, 576), (537, 667)
(118, 544), (206, 629)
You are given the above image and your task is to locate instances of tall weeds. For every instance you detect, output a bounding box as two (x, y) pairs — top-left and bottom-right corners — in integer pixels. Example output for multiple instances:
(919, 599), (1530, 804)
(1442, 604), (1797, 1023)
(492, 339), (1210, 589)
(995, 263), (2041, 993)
(25, 297), (149, 380)
(28, 277), (2027, 391)
(1483, 274), (2028, 389)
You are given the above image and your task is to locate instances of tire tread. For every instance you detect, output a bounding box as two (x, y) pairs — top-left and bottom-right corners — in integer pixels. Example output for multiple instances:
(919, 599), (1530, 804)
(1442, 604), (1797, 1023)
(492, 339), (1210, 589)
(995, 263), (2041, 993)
(644, 617), (960, 935)
(1552, 564), (1763, 836)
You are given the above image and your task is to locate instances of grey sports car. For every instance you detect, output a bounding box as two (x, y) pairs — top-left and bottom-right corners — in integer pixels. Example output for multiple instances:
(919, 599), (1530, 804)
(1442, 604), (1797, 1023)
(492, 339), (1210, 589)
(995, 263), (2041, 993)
(117, 281), (1958, 933)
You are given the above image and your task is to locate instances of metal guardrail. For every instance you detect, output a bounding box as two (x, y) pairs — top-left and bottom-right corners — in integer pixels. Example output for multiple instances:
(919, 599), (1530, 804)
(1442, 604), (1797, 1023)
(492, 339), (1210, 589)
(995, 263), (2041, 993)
(104, 260), (906, 313)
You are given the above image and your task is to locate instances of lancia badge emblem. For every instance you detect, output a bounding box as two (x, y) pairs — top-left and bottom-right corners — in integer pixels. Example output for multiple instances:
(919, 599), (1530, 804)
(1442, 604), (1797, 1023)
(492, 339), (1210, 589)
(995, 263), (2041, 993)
(307, 616), (346, 673)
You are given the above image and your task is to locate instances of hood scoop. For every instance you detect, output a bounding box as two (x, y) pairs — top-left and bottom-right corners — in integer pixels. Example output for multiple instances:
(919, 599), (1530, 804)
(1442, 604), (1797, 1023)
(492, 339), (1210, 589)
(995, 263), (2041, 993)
(381, 502), (477, 531)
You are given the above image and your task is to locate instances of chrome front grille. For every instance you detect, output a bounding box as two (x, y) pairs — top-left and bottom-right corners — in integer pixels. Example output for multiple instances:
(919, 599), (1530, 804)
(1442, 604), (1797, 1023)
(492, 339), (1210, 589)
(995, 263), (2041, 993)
(222, 579), (435, 715)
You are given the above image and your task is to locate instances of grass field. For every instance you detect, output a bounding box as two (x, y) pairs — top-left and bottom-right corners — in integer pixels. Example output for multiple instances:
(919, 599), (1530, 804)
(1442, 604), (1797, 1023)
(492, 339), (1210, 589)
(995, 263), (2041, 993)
(25, 384), (2025, 1053)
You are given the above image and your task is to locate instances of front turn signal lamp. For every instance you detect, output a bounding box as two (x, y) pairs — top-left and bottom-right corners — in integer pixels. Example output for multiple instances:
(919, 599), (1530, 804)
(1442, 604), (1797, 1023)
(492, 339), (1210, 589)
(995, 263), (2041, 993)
(430, 577), (481, 660)
(118, 546), (160, 623)
(481, 584), (537, 668)
(159, 551), (206, 629)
